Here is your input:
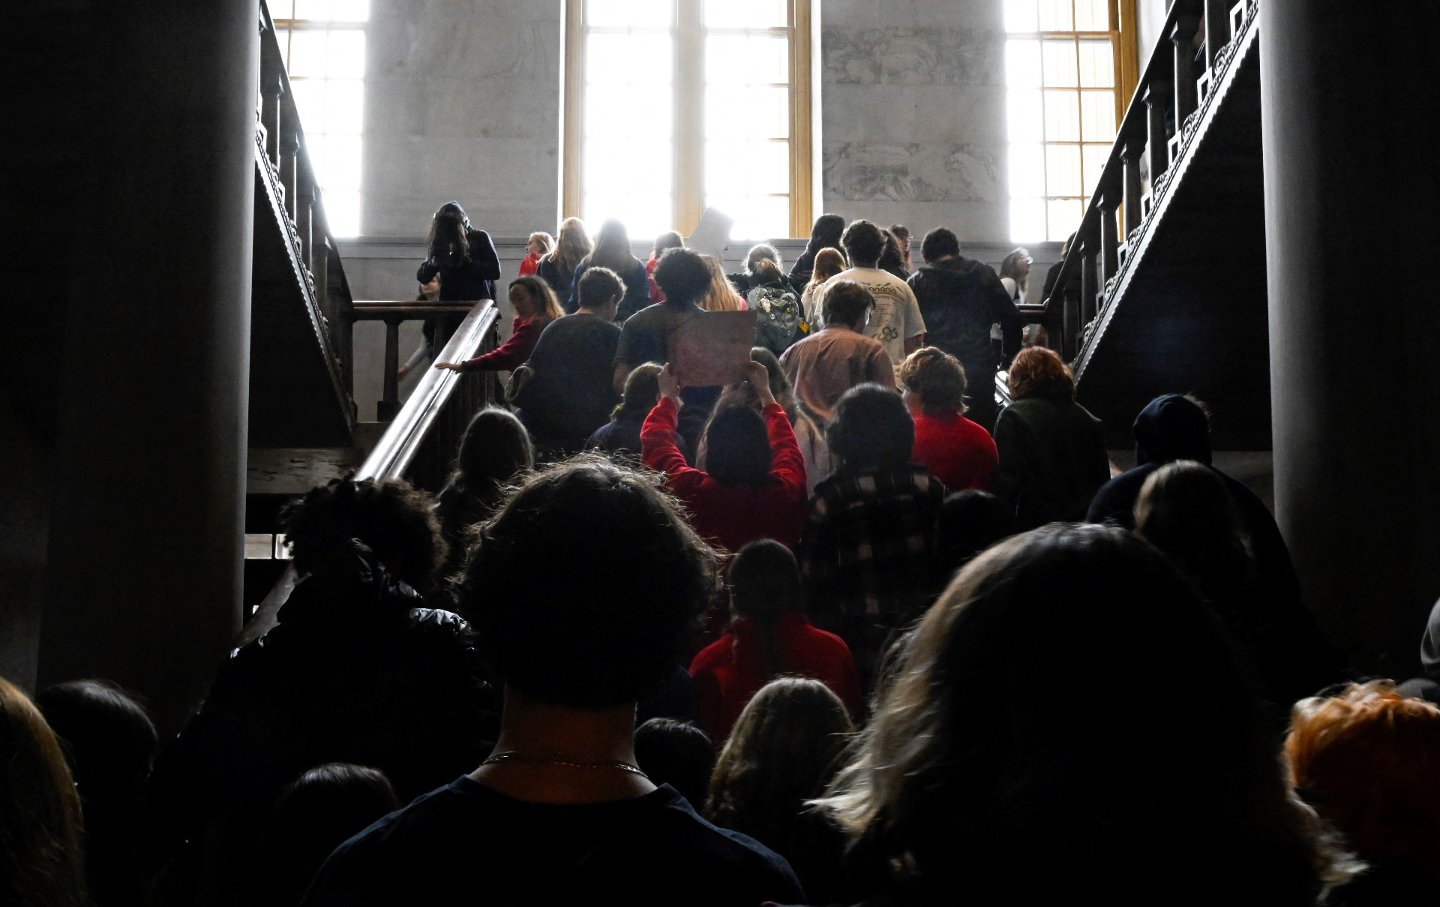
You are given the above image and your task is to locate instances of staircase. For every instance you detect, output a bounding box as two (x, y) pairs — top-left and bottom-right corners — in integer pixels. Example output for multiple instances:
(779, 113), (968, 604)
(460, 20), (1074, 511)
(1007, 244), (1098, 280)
(1028, 0), (1268, 449)
(242, 3), (501, 617)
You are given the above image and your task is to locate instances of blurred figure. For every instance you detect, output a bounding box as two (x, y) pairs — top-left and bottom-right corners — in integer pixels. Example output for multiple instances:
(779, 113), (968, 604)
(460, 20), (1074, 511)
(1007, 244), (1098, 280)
(633, 718), (715, 809)
(518, 231), (553, 277)
(433, 406), (534, 572)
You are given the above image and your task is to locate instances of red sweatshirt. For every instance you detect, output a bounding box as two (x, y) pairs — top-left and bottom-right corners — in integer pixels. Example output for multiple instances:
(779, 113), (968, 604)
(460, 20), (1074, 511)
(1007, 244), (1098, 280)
(690, 612), (863, 744)
(641, 397), (807, 553)
(460, 316), (545, 373)
(912, 410), (998, 492)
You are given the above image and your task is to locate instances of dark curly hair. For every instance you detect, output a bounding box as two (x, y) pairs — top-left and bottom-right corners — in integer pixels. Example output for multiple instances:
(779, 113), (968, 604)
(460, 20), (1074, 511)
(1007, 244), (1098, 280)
(826, 384), (913, 474)
(463, 455), (718, 708)
(899, 346), (968, 416)
(282, 478), (444, 592)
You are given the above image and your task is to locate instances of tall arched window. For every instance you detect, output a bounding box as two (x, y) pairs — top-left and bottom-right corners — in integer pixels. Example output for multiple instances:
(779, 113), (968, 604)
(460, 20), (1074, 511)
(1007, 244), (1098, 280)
(272, 0), (369, 237)
(1005, 0), (1137, 242)
(562, 0), (813, 242)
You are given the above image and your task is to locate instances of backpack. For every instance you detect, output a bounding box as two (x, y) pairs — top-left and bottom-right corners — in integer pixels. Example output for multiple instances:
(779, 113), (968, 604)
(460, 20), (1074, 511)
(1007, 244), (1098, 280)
(746, 280), (809, 354)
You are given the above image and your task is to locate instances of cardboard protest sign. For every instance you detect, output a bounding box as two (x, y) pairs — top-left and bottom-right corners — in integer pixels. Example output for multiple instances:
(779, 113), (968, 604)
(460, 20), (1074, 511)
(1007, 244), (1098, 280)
(670, 310), (756, 387)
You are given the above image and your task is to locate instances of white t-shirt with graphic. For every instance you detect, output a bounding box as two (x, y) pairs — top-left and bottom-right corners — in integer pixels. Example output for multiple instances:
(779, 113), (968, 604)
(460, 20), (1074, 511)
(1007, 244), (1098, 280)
(833, 267), (926, 366)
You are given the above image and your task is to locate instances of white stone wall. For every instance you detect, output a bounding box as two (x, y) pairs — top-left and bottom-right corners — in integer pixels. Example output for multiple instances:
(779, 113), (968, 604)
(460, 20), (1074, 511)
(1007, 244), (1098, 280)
(819, 0), (1009, 244)
(360, 0), (562, 238)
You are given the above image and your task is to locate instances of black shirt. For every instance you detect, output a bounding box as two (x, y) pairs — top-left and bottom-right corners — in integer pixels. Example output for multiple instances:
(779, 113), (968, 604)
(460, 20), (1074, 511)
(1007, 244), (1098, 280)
(518, 313), (622, 446)
(302, 778), (804, 907)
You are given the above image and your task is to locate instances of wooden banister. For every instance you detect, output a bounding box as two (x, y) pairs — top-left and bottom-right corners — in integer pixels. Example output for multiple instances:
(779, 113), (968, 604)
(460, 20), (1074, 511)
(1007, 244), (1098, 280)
(1036, 0), (1250, 366)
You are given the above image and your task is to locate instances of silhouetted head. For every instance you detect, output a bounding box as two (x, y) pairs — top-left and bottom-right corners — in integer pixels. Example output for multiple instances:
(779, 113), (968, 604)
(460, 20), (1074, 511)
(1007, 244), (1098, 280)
(282, 478), (444, 592)
(1133, 393), (1212, 466)
(921, 227), (961, 263)
(576, 266), (626, 314)
(841, 219), (886, 268)
(464, 456), (718, 708)
(804, 213), (846, 256)
(707, 677), (853, 845)
(654, 248), (713, 307)
(818, 524), (1330, 904)
(808, 247), (848, 288)
(650, 230), (685, 260)
(427, 202), (472, 267)
(589, 219), (634, 272)
(550, 217), (594, 272)
(728, 538), (802, 622)
(614, 362), (664, 421)
(827, 384), (913, 474)
(1287, 681), (1440, 879)
(935, 489), (1017, 577)
(1007, 346), (1075, 403)
(455, 406), (534, 496)
(0, 677), (87, 907)
(700, 405), (772, 487)
(634, 718), (715, 807)
(508, 276), (563, 322)
(1134, 460), (1252, 601)
(35, 680), (157, 808)
(821, 280), (874, 329)
(900, 347), (968, 416)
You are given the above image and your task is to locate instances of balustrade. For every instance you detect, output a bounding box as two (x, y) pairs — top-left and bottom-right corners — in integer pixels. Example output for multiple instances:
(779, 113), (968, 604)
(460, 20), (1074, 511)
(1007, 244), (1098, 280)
(1034, 0), (1250, 365)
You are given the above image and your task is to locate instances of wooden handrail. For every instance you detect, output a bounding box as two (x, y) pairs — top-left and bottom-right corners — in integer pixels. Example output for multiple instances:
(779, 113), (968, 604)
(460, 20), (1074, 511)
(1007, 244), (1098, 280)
(256, 2), (354, 382)
(240, 300), (500, 646)
(1040, 0), (1251, 364)
(348, 299), (488, 420)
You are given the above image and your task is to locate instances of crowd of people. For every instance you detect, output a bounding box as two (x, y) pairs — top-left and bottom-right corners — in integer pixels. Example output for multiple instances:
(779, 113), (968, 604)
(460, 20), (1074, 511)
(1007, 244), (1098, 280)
(5, 208), (1440, 907)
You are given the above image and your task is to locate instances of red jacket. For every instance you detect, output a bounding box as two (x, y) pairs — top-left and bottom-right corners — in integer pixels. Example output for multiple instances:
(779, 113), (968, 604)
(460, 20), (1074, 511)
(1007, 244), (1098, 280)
(912, 410), (998, 492)
(690, 612), (863, 744)
(641, 398), (807, 553)
(460, 316), (546, 373)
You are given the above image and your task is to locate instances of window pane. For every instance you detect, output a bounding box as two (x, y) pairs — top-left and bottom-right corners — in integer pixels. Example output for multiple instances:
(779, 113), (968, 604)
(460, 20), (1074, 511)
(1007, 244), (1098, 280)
(707, 84), (787, 139)
(326, 29), (365, 78)
(1043, 90), (1080, 141)
(288, 78), (326, 130)
(1007, 89), (1043, 143)
(1004, 0), (1039, 33)
(588, 0), (672, 27)
(288, 29), (328, 78)
(588, 86), (671, 140)
(1073, 0), (1109, 30)
(1046, 198), (1084, 242)
(1005, 39), (1041, 88)
(323, 78), (364, 133)
(1045, 145), (1082, 197)
(323, 189), (360, 237)
(1080, 90), (1115, 141)
(293, 0), (332, 20)
(273, 0), (297, 19)
(1077, 39), (1113, 87)
(587, 32), (672, 86)
(718, 195), (789, 241)
(320, 134), (362, 191)
(1008, 143), (1045, 198)
(1010, 197), (1046, 242)
(1041, 39), (1078, 87)
(706, 140), (789, 197)
(707, 34), (788, 84)
(705, 0), (787, 29)
(1037, 0), (1073, 31)
(1082, 143), (1110, 195)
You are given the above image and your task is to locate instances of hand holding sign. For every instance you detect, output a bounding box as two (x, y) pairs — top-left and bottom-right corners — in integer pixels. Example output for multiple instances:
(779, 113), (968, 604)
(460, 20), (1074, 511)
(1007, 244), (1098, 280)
(670, 310), (757, 387)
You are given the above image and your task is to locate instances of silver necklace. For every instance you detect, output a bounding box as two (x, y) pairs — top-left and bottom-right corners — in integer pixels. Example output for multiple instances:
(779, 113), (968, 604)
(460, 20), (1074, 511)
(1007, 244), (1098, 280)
(482, 750), (650, 779)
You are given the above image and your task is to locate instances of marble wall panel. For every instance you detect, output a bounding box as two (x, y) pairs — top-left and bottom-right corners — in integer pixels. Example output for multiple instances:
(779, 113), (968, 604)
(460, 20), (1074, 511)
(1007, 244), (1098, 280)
(821, 26), (1004, 86)
(823, 142), (1002, 205)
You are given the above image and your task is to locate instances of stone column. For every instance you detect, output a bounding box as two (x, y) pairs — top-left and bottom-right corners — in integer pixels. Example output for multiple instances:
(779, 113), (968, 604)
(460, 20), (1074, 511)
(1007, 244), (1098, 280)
(36, 0), (259, 732)
(1260, 1), (1440, 677)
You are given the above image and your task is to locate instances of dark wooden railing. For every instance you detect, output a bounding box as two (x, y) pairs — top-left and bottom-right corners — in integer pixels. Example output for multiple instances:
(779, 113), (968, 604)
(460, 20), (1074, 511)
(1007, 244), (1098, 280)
(349, 300), (485, 421)
(255, 2), (355, 402)
(241, 300), (501, 644)
(1030, 0), (1258, 366)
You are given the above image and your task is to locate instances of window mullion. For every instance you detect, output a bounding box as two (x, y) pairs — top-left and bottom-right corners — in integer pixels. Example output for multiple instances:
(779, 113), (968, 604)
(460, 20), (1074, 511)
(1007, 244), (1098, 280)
(675, 0), (704, 234)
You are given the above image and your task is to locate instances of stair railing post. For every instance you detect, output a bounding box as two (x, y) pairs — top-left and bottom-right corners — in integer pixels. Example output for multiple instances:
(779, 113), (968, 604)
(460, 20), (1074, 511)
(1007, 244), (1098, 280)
(1204, 0), (1230, 69)
(300, 179), (315, 279)
(1144, 78), (1172, 182)
(1121, 141), (1143, 234)
(1079, 236), (1099, 328)
(378, 315), (402, 422)
(1100, 191), (1120, 287)
(279, 117), (299, 223)
(260, 62), (284, 168)
(1172, 13), (1202, 127)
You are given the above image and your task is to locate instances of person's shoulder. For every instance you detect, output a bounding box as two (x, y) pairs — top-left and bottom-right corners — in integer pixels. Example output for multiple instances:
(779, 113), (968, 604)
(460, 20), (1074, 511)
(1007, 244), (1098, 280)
(302, 777), (482, 904)
(645, 787), (803, 895)
(689, 633), (734, 676)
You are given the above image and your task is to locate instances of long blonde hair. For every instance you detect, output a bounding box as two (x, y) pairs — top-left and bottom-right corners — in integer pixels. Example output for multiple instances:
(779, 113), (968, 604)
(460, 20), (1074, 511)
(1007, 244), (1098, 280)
(700, 256), (745, 312)
(546, 217), (592, 274)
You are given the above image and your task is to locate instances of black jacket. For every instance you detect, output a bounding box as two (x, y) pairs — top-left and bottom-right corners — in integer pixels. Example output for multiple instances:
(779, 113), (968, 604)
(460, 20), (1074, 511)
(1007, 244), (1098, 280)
(907, 257), (1021, 373)
(148, 542), (498, 873)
